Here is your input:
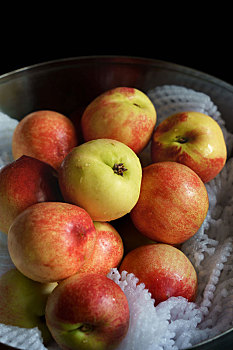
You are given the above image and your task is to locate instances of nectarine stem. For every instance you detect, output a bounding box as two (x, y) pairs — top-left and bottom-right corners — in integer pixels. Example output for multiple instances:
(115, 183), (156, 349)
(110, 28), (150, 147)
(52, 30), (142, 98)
(175, 136), (188, 144)
(78, 324), (93, 333)
(113, 163), (128, 176)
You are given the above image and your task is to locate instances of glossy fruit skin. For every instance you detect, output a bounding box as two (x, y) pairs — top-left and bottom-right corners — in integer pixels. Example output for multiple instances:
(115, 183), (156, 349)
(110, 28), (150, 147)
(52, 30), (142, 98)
(79, 221), (124, 275)
(0, 155), (62, 234)
(8, 202), (96, 283)
(12, 110), (78, 169)
(151, 111), (227, 183)
(45, 273), (130, 350)
(130, 161), (209, 245)
(119, 243), (198, 305)
(81, 87), (157, 154)
(58, 138), (142, 222)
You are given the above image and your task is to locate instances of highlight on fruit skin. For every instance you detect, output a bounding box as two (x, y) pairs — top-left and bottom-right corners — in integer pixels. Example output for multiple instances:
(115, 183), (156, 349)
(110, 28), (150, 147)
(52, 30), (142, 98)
(78, 221), (124, 275)
(58, 138), (142, 222)
(119, 243), (198, 305)
(130, 161), (209, 245)
(7, 202), (97, 283)
(12, 110), (78, 170)
(151, 111), (227, 183)
(45, 272), (130, 350)
(81, 87), (157, 154)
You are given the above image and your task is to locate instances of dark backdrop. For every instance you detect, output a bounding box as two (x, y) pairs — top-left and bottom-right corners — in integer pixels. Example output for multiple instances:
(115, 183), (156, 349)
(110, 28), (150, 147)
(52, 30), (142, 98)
(1, 15), (232, 85)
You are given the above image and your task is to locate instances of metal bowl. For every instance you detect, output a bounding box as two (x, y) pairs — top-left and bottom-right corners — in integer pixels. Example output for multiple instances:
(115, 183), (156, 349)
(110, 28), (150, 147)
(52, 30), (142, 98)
(0, 56), (232, 350)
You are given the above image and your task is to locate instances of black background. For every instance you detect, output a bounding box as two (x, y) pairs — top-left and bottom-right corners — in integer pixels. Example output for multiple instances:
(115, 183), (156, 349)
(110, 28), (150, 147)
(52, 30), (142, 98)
(1, 11), (232, 85)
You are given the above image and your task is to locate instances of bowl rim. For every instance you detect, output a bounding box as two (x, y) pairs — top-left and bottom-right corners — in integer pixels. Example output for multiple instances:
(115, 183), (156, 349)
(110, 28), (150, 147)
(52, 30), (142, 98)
(1, 55), (233, 94)
(0, 54), (232, 350)
(189, 326), (233, 349)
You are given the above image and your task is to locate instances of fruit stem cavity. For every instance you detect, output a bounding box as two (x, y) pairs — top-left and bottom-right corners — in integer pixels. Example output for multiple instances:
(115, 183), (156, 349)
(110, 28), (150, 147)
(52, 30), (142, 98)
(175, 136), (188, 144)
(113, 163), (128, 176)
(78, 323), (93, 333)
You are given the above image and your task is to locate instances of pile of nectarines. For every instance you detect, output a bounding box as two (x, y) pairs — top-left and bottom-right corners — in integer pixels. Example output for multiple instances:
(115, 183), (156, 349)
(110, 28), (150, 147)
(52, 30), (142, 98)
(0, 87), (227, 350)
